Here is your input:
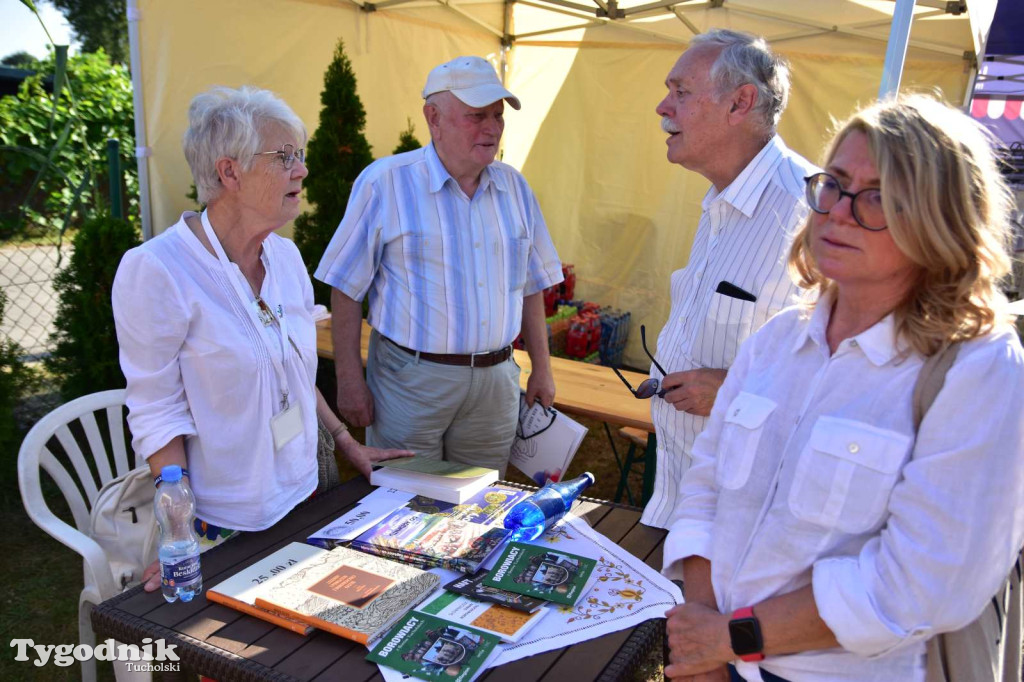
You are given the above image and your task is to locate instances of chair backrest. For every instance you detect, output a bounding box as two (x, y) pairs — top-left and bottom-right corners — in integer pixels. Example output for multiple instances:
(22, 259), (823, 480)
(18, 389), (132, 533)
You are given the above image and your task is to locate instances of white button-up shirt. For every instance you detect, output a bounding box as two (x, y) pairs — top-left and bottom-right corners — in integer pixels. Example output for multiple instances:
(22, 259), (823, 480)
(314, 143), (563, 354)
(643, 135), (818, 528)
(113, 215), (319, 531)
(664, 298), (1024, 681)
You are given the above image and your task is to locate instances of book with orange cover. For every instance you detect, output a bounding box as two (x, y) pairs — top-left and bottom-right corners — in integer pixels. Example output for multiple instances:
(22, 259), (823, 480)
(206, 542), (326, 635)
(253, 545), (441, 645)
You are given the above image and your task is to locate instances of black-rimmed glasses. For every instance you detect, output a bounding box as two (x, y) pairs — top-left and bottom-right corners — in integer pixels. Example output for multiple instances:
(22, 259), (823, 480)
(612, 325), (668, 400)
(253, 144), (305, 170)
(804, 172), (887, 231)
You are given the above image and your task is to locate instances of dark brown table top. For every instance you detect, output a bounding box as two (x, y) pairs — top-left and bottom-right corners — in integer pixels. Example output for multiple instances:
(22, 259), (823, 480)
(92, 478), (668, 682)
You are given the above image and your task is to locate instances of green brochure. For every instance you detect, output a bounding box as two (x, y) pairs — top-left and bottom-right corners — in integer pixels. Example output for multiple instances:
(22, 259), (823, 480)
(482, 542), (598, 606)
(367, 612), (501, 682)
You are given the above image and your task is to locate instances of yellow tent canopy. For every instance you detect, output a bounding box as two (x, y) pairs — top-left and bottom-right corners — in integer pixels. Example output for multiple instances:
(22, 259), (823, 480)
(126, 0), (995, 367)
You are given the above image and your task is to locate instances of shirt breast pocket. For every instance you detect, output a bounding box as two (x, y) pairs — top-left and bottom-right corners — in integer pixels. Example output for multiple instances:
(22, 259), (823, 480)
(507, 237), (530, 292)
(715, 392), (777, 490)
(788, 416), (911, 533)
(403, 234), (446, 294)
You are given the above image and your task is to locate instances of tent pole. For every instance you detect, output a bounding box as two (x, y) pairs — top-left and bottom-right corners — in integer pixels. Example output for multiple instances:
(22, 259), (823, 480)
(878, 0), (917, 98)
(126, 0), (153, 241)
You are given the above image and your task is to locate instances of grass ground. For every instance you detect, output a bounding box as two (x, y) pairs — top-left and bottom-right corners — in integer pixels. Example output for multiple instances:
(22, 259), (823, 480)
(1, 394), (662, 681)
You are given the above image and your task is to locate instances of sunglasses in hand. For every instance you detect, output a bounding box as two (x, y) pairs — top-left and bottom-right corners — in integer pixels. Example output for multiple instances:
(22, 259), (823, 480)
(611, 325), (669, 400)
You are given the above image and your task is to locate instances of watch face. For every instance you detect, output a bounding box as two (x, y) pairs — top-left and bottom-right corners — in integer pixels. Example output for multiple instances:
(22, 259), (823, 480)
(729, 617), (762, 656)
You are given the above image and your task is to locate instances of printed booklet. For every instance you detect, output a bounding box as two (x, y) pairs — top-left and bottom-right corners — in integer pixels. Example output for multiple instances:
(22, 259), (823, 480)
(443, 570), (546, 614)
(252, 546), (440, 645)
(415, 588), (548, 643)
(367, 612), (501, 682)
(348, 486), (530, 573)
(509, 393), (588, 485)
(370, 458), (499, 504)
(483, 542), (598, 606)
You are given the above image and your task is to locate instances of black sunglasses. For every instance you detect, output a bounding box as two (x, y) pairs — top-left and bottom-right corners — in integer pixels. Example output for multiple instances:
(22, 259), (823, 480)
(611, 325), (668, 400)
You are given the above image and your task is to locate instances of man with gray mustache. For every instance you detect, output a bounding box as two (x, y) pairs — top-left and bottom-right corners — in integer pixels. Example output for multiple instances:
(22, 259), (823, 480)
(641, 29), (817, 531)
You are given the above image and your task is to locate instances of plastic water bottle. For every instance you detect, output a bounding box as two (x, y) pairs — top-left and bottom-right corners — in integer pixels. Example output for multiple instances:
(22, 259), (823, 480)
(154, 465), (202, 603)
(503, 473), (595, 541)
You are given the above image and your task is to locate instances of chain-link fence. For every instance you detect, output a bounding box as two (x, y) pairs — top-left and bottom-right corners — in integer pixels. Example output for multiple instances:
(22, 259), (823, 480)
(0, 236), (68, 360)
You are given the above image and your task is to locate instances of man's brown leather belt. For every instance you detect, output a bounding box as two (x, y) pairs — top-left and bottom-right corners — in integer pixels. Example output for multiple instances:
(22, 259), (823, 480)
(386, 338), (513, 368)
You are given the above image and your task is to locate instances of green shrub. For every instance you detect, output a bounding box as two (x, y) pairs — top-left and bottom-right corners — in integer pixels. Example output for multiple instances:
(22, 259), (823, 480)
(0, 289), (38, 462)
(293, 39), (374, 307)
(0, 49), (137, 241)
(393, 118), (422, 154)
(45, 214), (140, 400)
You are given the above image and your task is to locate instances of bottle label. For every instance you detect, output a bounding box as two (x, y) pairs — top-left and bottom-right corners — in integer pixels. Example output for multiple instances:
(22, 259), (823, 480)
(162, 555), (201, 587)
(533, 493), (567, 523)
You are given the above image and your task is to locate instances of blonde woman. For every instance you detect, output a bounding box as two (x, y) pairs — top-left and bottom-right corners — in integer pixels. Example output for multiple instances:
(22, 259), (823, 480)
(661, 95), (1024, 681)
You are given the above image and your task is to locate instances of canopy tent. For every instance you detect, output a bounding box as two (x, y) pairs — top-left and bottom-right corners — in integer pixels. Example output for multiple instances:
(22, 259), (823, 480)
(126, 0), (995, 367)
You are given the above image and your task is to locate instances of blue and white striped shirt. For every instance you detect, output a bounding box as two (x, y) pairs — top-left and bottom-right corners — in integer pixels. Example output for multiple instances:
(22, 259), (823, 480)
(315, 143), (563, 354)
(642, 135), (818, 529)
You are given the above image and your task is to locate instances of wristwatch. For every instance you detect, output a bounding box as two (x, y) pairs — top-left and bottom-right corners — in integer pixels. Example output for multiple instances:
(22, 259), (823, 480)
(729, 606), (765, 662)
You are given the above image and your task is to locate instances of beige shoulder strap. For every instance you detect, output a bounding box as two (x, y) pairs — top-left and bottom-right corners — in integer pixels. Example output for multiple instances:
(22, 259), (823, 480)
(912, 343), (961, 431)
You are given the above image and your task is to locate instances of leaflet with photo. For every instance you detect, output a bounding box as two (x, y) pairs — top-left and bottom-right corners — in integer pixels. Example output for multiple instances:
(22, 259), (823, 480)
(367, 612), (501, 682)
(509, 393), (588, 485)
(415, 588), (548, 643)
(483, 542), (598, 606)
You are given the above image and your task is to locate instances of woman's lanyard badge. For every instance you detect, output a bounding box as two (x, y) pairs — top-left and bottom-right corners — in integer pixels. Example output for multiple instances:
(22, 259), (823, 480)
(200, 210), (303, 451)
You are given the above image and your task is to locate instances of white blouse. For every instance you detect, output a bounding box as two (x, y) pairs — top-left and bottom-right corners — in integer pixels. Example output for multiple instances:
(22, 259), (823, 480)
(664, 297), (1024, 681)
(112, 213), (319, 531)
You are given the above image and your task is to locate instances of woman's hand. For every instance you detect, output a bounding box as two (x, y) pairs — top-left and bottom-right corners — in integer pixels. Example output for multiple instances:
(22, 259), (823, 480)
(664, 602), (734, 679)
(336, 434), (414, 479)
(142, 559), (161, 592)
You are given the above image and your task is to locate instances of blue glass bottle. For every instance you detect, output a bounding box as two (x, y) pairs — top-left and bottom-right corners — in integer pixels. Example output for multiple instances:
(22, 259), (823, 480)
(503, 472), (595, 541)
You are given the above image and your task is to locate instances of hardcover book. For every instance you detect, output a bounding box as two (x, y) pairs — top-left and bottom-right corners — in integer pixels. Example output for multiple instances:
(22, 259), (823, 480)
(415, 589), (548, 643)
(348, 486), (529, 573)
(206, 542), (325, 635)
(367, 612), (501, 682)
(252, 546), (440, 645)
(370, 458), (499, 504)
(443, 570), (546, 613)
(483, 542), (598, 606)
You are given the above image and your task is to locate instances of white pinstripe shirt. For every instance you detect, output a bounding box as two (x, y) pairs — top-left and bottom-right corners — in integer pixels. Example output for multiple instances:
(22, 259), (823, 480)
(314, 143), (563, 354)
(641, 135), (818, 529)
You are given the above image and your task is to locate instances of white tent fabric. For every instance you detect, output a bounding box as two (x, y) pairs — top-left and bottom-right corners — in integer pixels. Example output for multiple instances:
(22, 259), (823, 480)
(127, 0), (994, 367)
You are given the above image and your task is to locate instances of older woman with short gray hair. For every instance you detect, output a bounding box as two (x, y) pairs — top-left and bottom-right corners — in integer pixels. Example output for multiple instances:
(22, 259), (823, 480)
(112, 86), (410, 592)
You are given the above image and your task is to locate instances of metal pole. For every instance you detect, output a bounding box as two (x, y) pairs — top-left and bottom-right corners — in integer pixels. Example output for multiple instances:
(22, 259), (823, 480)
(878, 0), (917, 98)
(107, 138), (122, 219)
(126, 0), (153, 239)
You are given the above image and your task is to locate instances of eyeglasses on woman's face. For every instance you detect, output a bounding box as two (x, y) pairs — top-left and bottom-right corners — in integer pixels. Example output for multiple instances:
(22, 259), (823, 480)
(612, 324), (669, 400)
(804, 172), (887, 231)
(253, 144), (305, 170)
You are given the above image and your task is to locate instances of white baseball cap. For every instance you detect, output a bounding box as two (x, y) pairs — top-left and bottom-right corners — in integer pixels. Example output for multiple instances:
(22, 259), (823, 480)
(422, 56), (521, 110)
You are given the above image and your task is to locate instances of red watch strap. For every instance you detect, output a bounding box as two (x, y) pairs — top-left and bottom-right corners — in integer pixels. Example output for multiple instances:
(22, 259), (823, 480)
(731, 606), (765, 662)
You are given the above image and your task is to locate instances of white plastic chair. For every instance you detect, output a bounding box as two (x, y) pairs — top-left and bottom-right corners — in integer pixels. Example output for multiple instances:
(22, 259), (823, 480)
(17, 389), (148, 682)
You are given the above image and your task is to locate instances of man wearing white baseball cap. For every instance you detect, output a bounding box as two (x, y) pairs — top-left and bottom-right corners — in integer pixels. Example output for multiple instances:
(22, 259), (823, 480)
(315, 56), (563, 473)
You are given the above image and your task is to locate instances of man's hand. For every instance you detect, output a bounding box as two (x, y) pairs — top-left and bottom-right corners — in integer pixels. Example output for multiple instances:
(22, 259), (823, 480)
(338, 437), (414, 479)
(525, 366), (555, 409)
(661, 368), (727, 417)
(664, 602), (734, 679)
(142, 559), (161, 592)
(337, 374), (374, 427)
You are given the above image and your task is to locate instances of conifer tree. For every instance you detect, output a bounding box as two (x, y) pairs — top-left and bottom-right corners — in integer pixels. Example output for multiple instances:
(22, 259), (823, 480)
(293, 39), (374, 307)
(393, 118), (422, 155)
(46, 214), (139, 400)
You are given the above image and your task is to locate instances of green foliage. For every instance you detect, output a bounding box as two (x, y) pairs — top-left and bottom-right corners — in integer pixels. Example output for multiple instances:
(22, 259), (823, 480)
(393, 118), (422, 155)
(48, 0), (128, 64)
(293, 39), (374, 307)
(0, 49), (137, 241)
(45, 214), (139, 401)
(0, 290), (39, 465)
